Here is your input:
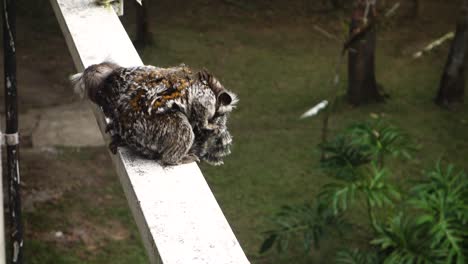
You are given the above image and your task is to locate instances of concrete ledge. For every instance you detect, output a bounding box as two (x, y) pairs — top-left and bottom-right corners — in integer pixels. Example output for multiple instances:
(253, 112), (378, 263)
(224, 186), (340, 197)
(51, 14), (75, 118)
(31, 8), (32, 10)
(50, 0), (249, 263)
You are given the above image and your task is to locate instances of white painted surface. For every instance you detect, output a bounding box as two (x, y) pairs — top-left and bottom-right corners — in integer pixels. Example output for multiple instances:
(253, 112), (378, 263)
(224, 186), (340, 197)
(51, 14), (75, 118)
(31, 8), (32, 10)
(50, 1), (249, 263)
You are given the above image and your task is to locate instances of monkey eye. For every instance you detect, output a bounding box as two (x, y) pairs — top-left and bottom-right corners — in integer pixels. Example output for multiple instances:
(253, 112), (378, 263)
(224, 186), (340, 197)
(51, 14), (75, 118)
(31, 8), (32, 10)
(218, 92), (232, 105)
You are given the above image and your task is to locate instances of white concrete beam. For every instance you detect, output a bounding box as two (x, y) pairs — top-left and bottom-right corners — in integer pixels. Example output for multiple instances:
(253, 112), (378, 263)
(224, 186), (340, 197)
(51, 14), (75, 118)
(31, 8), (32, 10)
(50, 1), (249, 263)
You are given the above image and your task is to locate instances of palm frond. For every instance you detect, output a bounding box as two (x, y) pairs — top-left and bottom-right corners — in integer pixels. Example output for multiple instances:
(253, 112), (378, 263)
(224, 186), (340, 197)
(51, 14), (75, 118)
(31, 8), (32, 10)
(335, 248), (379, 264)
(259, 201), (348, 254)
(319, 134), (372, 180)
(319, 163), (400, 215)
(347, 118), (416, 162)
(372, 214), (441, 264)
(408, 162), (468, 263)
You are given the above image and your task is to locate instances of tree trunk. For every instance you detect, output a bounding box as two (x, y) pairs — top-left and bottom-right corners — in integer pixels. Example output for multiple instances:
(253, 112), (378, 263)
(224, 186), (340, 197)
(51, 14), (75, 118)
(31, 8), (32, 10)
(411, 0), (420, 18)
(347, 0), (383, 105)
(134, 0), (151, 49)
(435, 5), (468, 105)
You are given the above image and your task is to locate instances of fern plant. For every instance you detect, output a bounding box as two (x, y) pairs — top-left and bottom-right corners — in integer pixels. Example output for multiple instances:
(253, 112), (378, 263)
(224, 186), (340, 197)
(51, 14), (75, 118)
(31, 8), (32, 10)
(259, 200), (348, 254)
(370, 163), (468, 264)
(260, 118), (404, 256)
(371, 213), (440, 264)
(347, 118), (415, 168)
(319, 163), (400, 232)
(259, 119), (468, 264)
(319, 130), (401, 231)
(408, 162), (468, 263)
(319, 134), (372, 180)
(335, 248), (380, 264)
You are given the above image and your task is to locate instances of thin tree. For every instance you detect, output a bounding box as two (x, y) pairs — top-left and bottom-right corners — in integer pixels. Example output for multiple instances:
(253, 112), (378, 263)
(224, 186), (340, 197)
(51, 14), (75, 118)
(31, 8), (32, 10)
(134, 0), (152, 49)
(435, 0), (468, 106)
(410, 0), (420, 18)
(346, 0), (384, 105)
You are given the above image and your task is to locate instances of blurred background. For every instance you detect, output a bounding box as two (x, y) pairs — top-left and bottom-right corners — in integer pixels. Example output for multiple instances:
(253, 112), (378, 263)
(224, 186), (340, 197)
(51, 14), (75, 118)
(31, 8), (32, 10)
(0, 0), (467, 263)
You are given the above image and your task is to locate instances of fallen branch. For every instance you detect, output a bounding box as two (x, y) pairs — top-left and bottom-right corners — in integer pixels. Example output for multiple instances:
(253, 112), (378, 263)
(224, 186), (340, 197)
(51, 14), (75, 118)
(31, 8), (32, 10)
(413, 32), (455, 59)
(313, 25), (338, 40)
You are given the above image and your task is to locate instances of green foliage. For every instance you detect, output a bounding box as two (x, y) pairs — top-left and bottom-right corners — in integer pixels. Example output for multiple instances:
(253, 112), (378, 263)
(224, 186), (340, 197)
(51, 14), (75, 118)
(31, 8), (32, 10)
(372, 163), (468, 264)
(320, 117), (415, 181)
(335, 248), (379, 264)
(347, 118), (416, 166)
(372, 214), (438, 264)
(318, 120), (403, 229)
(261, 118), (468, 264)
(261, 118), (405, 256)
(319, 164), (400, 215)
(410, 163), (468, 263)
(260, 201), (348, 254)
(319, 134), (372, 180)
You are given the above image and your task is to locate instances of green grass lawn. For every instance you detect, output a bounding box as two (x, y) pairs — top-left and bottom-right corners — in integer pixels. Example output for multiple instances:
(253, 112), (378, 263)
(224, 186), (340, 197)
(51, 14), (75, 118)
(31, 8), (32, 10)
(20, 0), (468, 263)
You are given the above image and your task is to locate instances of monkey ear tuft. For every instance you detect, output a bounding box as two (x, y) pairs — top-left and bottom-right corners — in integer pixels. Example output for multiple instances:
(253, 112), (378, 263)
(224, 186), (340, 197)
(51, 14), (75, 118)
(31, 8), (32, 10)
(70, 73), (85, 99)
(198, 69), (210, 81)
(218, 92), (232, 105)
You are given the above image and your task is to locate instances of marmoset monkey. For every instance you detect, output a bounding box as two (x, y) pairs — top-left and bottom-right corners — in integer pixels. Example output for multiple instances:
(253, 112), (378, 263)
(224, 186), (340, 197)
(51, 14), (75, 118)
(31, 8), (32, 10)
(71, 62), (238, 166)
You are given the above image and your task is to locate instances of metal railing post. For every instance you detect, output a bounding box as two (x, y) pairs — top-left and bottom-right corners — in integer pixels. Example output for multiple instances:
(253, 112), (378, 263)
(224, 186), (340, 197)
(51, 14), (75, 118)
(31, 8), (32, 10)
(3, 0), (23, 262)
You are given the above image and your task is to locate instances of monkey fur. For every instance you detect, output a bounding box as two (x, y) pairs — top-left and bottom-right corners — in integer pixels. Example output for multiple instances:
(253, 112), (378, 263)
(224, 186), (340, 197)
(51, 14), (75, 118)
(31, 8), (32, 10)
(70, 62), (238, 166)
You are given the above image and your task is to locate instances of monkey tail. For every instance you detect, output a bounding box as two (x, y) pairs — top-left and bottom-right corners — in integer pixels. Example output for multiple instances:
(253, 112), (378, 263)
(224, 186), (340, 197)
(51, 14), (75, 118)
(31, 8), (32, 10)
(70, 72), (86, 99)
(69, 62), (120, 103)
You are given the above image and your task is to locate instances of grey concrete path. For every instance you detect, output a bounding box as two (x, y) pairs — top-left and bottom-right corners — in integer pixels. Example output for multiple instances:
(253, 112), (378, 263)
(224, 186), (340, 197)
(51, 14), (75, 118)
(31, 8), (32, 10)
(2, 101), (104, 147)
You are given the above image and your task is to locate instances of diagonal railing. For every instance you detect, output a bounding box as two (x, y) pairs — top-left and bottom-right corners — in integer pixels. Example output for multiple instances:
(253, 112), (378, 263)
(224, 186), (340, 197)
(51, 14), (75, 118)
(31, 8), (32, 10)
(50, 1), (249, 263)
